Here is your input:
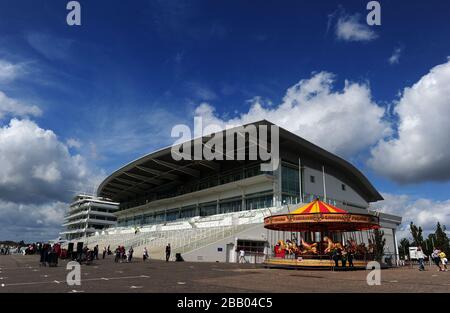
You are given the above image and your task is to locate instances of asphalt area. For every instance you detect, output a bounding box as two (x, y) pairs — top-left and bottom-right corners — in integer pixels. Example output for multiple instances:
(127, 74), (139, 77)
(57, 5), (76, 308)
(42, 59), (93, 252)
(1, 254), (449, 293)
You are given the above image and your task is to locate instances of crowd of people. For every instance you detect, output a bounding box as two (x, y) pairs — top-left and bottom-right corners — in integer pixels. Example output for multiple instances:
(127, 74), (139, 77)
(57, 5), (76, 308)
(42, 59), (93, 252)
(0, 246), (11, 255)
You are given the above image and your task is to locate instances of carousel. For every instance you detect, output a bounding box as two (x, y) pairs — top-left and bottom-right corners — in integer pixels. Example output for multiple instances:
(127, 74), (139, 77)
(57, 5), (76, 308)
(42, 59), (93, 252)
(263, 198), (380, 269)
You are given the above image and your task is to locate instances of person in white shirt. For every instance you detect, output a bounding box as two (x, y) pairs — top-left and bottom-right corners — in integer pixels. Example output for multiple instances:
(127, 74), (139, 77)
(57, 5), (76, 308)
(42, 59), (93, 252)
(239, 249), (246, 263)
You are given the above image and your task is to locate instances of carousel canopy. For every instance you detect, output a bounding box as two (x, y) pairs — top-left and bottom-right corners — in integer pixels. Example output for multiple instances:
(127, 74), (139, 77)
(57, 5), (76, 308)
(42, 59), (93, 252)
(292, 199), (347, 214)
(264, 199), (379, 232)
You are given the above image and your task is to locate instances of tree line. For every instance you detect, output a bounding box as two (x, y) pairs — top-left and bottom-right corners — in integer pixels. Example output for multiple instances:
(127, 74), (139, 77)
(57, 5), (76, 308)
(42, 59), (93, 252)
(398, 222), (450, 259)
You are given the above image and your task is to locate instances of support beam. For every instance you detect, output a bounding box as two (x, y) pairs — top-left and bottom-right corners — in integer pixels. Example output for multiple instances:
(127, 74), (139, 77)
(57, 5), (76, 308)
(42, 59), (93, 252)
(151, 158), (200, 177)
(123, 172), (163, 185)
(136, 165), (179, 180)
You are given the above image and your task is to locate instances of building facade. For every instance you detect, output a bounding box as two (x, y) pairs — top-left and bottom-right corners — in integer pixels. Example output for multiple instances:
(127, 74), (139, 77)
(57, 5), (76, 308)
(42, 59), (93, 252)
(60, 194), (119, 240)
(95, 120), (402, 262)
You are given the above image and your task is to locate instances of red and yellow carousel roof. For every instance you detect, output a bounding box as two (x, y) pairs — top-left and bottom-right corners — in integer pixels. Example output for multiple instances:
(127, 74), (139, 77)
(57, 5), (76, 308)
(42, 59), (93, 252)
(264, 199), (379, 232)
(292, 199), (347, 214)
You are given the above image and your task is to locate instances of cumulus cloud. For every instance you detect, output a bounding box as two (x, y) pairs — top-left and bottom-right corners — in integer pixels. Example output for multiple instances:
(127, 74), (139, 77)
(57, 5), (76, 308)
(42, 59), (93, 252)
(0, 119), (96, 204)
(194, 71), (391, 158)
(335, 13), (378, 42)
(0, 90), (42, 119)
(0, 118), (103, 241)
(369, 59), (450, 183)
(388, 47), (403, 65)
(372, 193), (450, 240)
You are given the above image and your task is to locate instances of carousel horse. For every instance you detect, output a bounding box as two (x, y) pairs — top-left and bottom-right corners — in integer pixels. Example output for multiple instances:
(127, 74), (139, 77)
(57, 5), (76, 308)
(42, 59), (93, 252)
(300, 238), (318, 254)
(323, 236), (344, 254)
(286, 240), (300, 255)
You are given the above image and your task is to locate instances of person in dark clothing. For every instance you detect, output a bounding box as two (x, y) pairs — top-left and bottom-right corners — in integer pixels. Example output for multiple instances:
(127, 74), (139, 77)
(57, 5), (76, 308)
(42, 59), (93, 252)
(114, 246), (120, 263)
(347, 248), (354, 268)
(94, 245), (99, 260)
(165, 244), (171, 262)
(102, 247), (107, 259)
(332, 248), (340, 268)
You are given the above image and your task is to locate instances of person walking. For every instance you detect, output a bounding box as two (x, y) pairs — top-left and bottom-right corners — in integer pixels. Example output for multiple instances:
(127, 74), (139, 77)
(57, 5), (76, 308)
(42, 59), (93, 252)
(432, 249), (442, 271)
(417, 247), (425, 271)
(143, 247), (149, 261)
(102, 247), (107, 259)
(165, 244), (171, 262)
(239, 249), (247, 263)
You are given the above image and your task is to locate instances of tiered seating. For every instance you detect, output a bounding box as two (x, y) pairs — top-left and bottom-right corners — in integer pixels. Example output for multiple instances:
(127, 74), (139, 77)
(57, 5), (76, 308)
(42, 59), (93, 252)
(65, 206), (283, 260)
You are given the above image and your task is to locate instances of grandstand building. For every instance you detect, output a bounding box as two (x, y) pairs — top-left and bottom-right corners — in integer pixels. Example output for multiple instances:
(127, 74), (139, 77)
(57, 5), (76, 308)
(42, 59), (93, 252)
(87, 120), (401, 263)
(60, 194), (119, 240)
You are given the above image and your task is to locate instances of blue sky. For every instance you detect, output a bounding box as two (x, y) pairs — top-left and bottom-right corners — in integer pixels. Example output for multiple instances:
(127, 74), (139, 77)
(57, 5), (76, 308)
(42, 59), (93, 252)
(0, 0), (450, 241)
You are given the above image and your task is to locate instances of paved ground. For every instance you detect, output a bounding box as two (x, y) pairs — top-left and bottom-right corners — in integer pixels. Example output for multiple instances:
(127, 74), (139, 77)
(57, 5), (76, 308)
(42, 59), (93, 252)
(1, 254), (449, 293)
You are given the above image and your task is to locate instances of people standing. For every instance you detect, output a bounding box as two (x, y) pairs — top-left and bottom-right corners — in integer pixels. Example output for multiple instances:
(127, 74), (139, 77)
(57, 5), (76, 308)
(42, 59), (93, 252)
(94, 245), (99, 260)
(341, 249), (347, 268)
(128, 246), (134, 263)
(114, 246), (120, 263)
(332, 248), (340, 268)
(165, 243), (171, 262)
(439, 251), (448, 271)
(347, 247), (354, 268)
(417, 247), (425, 271)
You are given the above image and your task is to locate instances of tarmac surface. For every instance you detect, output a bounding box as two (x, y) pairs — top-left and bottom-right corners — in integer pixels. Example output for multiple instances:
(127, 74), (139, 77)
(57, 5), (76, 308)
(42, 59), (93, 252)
(1, 254), (449, 293)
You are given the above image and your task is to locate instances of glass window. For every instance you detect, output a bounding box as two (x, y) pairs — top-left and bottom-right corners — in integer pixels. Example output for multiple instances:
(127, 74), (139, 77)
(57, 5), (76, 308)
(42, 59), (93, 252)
(219, 199), (242, 214)
(282, 165), (299, 195)
(199, 202), (217, 216)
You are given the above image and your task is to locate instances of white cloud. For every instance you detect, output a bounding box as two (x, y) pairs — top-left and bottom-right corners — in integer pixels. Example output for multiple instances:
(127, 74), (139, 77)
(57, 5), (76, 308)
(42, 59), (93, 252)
(0, 200), (66, 242)
(195, 71), (391, 158)
(0, 118), (104, 241)
(388, 47), (403, 65)
(0, 90), (42, 119)
(369, 59), (450, 183)
(335, 14), (378, 42)
(372, 193), (450, 240)
(0, 119), (97, 204)
(0, 59), (24, 82)
(66, 138), (82, 149)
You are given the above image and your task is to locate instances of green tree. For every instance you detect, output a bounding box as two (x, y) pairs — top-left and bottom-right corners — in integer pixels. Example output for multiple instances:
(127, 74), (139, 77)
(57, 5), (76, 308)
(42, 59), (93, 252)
(409, 222), (424, 248)
(372, 229), (386, 262)
(398, 238), (410, 259)
(434, 222), (450, 255)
